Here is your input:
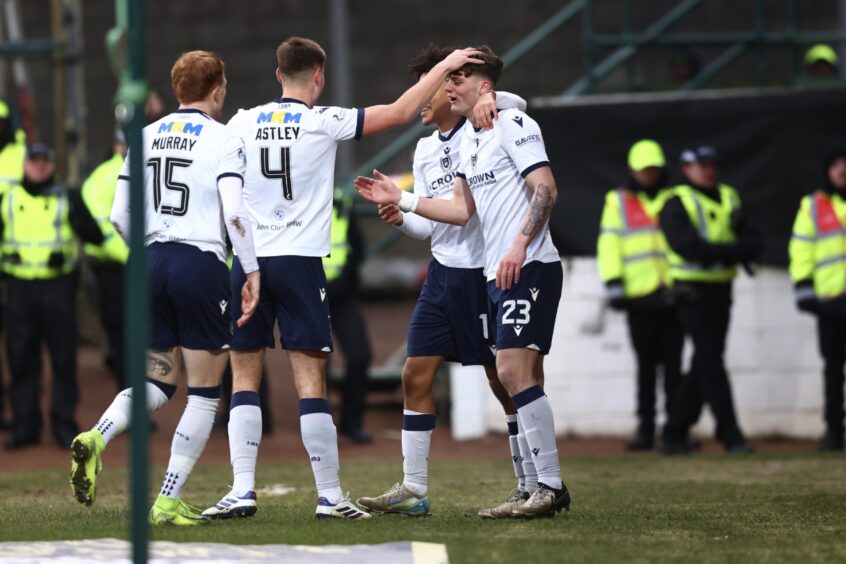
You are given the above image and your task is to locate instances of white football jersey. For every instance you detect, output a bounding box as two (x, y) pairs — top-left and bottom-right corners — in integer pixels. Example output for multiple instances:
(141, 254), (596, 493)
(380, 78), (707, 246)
(119, 109), (227, 262)
(411, 117), (486, 269)
(456, 108), (559, 280)
(217, 97), (364, 257)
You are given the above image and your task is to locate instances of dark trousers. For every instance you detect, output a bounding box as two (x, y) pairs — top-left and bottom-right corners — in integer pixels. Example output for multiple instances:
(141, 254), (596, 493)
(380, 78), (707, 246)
(664, 282), (744, 446)
(627, 306), (683, 432)
(0, 280), (6, 423)
(92, 262), (126, 389)
(816, 314), (846, 435)
(329, 291), (372, 431)
(4, 275), (79, 439)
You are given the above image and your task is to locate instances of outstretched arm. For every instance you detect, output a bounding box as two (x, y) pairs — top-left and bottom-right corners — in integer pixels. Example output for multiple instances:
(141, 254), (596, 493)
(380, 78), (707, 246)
(361, 48), (482, 137)
(496, 166), (557, 289)
(355, 170), (475, 226)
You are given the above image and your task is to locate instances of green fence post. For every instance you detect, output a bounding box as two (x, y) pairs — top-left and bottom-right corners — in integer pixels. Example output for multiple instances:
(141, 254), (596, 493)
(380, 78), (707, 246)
(112, 0), (149, 562)
(754, 0), (767, 86)
(581, 0), (595, 93)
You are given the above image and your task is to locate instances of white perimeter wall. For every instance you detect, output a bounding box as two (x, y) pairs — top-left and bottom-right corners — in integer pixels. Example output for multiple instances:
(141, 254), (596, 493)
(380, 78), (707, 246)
(450, 258), (825, 440)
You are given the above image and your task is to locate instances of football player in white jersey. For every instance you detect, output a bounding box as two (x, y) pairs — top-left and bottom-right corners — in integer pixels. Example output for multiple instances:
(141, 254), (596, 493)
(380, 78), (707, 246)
(356, 45), (538, 519)
(204, 37), (485, 521)
(69, 51), (260, 526)
(355, 46), (569, 519)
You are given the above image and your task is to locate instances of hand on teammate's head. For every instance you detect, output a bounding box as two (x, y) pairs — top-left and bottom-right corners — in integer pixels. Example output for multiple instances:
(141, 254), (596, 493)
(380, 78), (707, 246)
(439, 48), (484, 73)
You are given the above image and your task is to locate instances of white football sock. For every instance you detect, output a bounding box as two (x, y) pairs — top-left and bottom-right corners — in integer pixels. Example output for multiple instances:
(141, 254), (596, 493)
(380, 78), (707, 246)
(94, 380), (172, 445)
(402, 409), (435, 497)
(159, 389), (219, 499)
(300, 399), (342, 504)
(505, 414), (525, 490)
(517, 429), (538, 490)
(228, 391), (262, 496)
(514, 386), (562, 490)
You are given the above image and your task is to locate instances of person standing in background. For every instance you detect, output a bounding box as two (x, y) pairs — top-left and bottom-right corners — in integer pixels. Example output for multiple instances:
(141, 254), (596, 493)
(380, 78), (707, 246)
(81, 130), (130, 389)
(0, 98), (26, 430)
(322, 190), (373, 444)
(1, 143), (109, 449)
(597, 139), (682, 451)
(789, 148), (846, 451)
(659, 145), (760, 455)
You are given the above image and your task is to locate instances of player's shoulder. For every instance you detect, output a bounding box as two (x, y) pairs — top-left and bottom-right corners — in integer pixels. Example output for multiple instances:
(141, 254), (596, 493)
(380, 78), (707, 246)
(312, 105), (356, 124)
(497, 107), (538, 131)
(416, 130), (442, 154)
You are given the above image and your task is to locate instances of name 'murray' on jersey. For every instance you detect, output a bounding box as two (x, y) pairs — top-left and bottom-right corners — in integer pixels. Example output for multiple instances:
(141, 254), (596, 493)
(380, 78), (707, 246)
(152, 121), (203, 151)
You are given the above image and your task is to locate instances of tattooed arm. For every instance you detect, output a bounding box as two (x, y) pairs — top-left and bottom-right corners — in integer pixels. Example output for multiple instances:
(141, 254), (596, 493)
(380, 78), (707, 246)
(495, 166), (558, 290)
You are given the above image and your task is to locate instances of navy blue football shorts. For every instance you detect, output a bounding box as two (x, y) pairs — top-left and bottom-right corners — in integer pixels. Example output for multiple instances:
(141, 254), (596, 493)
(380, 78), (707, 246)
(230, 255), (333, 352)
(407, 260), (495, 367)
(487, 260), (563, 355)
(148, 242), (231, 350)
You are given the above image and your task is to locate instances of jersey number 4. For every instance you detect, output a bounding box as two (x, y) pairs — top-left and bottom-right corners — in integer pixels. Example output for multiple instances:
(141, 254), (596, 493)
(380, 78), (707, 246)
(147, 157), (191, 216)
(260, 147), (293, 201)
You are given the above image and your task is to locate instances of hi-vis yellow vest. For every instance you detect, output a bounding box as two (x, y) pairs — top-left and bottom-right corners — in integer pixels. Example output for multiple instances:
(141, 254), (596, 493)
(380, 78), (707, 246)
(667, 183), (740, 283)
(789, 190), (846, 300)
(81, 152), (129, 263)
(322, 198), (351, 282)
(0, 129), (25, 196)
(1, 184), (77, 279)
(597, 188), (672, 298)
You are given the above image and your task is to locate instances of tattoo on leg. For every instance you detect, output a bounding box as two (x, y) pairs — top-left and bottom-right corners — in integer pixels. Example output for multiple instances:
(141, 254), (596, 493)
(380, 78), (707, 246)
(146, 352), (172, 379)
(522, 183), (554, 237)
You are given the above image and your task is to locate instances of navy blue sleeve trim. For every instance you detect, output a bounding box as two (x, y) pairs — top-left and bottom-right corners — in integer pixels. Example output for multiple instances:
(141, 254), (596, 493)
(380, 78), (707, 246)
(455, 172), (466, 179)
(118, 174), (130, 181)
(520, 161), (550, 179)
(354, 108), (365, 141)
(217, 172), (243, 182)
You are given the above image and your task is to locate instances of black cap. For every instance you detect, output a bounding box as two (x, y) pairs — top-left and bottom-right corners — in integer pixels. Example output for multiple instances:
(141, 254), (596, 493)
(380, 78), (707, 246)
(26, 142), (55, 161)
(680, 145), (718, 164)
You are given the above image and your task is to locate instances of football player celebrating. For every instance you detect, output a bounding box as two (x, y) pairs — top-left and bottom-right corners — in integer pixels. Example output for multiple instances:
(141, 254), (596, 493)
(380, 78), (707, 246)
(70, 51), (260, 526)
(356, 46), (570, 519)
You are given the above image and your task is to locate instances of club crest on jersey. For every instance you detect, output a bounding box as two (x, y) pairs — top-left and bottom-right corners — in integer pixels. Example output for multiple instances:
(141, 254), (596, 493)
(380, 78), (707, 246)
(157, 121), (203, 136)
(256, 111), (302, 124)
(440, 146), (452, 171)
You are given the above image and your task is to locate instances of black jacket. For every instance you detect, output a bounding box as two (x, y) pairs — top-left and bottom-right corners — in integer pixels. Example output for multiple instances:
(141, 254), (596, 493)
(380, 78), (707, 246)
(659, 183), (761, 269)
(0, 176), (104, 246)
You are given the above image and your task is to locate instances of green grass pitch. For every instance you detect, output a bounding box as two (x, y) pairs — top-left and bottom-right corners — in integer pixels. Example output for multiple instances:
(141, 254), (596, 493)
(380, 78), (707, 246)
(1, 454), (845, 563)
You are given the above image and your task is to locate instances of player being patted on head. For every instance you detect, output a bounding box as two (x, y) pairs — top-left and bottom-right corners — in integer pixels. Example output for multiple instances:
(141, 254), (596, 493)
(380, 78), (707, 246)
(356, 45), (570, 519)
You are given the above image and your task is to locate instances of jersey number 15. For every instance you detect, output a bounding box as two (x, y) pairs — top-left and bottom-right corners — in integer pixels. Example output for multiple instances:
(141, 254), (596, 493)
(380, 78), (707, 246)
(147, 157), (191, 216)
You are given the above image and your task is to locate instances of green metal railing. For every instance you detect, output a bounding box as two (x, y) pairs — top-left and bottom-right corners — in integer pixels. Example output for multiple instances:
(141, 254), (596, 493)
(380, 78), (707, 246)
(109, 0), (149, 562)
(355, 0), (587, 257)
(358, 0), (846, 259)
